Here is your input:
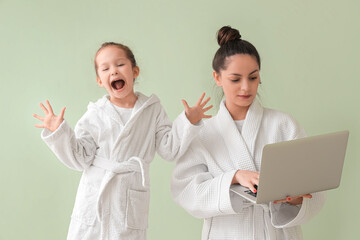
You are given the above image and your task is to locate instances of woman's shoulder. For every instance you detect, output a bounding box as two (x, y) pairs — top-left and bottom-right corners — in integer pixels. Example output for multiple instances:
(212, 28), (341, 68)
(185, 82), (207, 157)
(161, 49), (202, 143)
(262, 107), (306, 139)
(198, 116), (220, 139)
(263, 107), (297, 123)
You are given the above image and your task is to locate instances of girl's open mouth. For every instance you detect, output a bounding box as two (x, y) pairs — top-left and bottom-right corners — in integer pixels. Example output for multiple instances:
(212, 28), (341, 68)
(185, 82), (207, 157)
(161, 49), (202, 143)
(111, 79), (125, 90)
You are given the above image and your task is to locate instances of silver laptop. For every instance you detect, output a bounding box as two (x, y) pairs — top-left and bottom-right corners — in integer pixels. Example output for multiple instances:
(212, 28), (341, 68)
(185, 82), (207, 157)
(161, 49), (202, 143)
(230, 130), (349, 204)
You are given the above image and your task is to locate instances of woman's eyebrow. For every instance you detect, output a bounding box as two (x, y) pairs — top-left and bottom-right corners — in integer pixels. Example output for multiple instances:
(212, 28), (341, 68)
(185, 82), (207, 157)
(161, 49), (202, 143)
(229, 69), (259, 76)
(249, 69), (259, 75)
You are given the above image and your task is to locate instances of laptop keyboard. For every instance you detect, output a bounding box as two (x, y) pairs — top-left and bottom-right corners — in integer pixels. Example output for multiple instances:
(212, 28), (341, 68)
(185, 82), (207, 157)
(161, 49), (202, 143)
(245, 185), (258, 197)
(245, 190), (257, 197)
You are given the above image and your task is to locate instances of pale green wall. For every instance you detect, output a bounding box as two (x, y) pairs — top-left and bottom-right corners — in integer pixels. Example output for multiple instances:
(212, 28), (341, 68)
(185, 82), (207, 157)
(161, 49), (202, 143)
(1, 0), (359, 239)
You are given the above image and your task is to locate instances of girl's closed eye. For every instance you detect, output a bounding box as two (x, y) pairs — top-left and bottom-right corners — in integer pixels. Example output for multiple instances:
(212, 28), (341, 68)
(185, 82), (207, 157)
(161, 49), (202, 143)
(102, 68), (109, 72)
(117, 64), (125, 67)
(231, 79), (240, 82)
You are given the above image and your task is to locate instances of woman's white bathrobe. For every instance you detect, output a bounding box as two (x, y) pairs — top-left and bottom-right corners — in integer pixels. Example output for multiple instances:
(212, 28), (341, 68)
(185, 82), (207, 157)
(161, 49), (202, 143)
(171, 99), (326, 240)
(41, 92), (202, 240)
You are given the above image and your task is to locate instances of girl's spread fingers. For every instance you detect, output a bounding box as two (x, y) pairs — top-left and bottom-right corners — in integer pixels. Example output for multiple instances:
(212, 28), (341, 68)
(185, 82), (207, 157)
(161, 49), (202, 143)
(40, 103), (48, 114)
(203, 114), (212, 118)
(46, 100), (54, 114)
(59, 107), (66, 119)
(181, 99), (190, 110)
(33, 113), (44, 121)
(34, 124), (45, 128)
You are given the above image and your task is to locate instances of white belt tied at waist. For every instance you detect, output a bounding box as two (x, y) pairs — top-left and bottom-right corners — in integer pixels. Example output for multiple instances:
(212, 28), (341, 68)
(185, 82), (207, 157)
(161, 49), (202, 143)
(242, 202), (276, 240)
(92, 156), (148, 222)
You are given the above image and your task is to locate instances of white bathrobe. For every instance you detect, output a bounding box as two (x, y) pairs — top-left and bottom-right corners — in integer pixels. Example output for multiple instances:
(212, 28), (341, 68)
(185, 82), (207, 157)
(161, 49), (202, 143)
(41, 92), (202, 240)
(171, 99), (326, 240)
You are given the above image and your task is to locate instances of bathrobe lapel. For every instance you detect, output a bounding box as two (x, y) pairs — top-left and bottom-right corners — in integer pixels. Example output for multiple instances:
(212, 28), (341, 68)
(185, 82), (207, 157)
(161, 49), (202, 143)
(96, 95), (125, 126)
(216, 99), (263, 172)
(242, 98), (263, 170)
(97, 93), (159, 162)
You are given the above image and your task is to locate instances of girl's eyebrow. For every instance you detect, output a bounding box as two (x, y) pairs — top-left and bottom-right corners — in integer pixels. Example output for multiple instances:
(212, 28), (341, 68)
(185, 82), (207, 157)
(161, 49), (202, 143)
(99, 58), (127, 67)
(229, 69), (259, 76)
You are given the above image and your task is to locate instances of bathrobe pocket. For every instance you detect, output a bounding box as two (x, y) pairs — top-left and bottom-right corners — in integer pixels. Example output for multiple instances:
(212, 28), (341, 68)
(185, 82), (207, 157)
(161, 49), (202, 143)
(126, 189), (150, 230)
(71, 182), (97, 226)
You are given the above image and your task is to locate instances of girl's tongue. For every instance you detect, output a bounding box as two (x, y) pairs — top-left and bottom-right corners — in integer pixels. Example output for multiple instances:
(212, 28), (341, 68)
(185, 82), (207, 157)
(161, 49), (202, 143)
(111, 80), (125, 90)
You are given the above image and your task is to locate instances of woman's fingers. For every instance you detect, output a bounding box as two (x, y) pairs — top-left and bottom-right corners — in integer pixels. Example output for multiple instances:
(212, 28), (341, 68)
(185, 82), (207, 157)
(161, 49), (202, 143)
(200, 96), (211, 107)
(203, 105), (213, 112)
(300, 194), (312, 199)
(196, 92), (206, 106)
(249, 185), (257, 193)
(34, 124), (45, 128)
(274, 194), (312, 204)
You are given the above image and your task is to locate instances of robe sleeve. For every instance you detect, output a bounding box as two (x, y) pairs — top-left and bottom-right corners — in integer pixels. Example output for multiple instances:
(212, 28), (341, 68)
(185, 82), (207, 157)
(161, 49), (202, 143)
(155, 105), (203, 161)
(171, 140), (244, 219)
(41, 112), (97, 171)
(269, 191), (326, 228)
(269, 115), (326, 228)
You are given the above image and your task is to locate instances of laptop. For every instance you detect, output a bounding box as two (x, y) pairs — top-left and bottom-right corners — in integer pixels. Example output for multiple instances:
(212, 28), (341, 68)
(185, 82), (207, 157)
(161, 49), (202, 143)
(230, 130), (349, 204)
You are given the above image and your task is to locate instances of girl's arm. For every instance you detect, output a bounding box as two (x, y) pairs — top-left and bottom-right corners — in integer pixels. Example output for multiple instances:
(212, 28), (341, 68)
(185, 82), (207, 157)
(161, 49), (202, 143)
(34, 100), (97, 171)
(155, 93), (212, 161)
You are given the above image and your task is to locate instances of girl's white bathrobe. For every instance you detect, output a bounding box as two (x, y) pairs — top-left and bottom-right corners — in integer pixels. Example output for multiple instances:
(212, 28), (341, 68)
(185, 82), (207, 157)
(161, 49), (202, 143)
(171, 99), (326, 240)
(41, 92), (202, 240)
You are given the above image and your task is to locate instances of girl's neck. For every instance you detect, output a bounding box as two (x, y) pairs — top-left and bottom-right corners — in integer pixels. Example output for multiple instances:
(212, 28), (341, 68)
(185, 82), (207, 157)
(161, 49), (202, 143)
(225, 101), (250, 121)
(110, 93), (138, 108)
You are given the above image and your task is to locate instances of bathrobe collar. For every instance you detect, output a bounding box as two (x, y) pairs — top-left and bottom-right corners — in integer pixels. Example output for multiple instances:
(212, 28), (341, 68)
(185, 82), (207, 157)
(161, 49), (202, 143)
(215, 98), (263, 171)
(89, 92), (160, 126)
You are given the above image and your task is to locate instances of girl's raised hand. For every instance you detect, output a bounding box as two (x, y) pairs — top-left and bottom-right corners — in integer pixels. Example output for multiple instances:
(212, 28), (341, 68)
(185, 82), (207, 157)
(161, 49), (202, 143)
(182, 93), (213, 125)
(33, 100), (66, 132)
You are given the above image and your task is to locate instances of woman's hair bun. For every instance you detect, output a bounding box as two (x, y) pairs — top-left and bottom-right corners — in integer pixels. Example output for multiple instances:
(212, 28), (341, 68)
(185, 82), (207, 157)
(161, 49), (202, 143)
(217, 26), (241, 47)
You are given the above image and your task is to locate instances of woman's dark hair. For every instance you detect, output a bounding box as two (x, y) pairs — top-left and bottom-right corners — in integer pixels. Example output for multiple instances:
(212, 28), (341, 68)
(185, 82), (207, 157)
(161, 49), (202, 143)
(94, 42), (137, 76)
(212, 26), (261, 73)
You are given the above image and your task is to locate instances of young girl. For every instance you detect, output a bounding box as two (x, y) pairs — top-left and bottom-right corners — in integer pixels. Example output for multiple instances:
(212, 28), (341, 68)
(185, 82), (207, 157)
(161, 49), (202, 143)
(171, 26), (326, 239)
(33, 42), (212, 240)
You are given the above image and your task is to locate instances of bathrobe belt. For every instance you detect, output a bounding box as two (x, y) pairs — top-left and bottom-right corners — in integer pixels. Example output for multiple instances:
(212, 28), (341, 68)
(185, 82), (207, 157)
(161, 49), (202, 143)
(92, 156), (148, 222)
(243, 202), (277, 239)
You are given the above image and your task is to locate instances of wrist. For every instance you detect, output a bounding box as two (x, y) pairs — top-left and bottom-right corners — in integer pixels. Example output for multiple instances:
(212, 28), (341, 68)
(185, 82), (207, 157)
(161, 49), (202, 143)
(231, 170), (239, 184)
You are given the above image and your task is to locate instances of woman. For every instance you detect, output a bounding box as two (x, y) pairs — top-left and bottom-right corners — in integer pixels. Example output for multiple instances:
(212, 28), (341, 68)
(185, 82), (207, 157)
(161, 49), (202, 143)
(170, 26), (326, 240)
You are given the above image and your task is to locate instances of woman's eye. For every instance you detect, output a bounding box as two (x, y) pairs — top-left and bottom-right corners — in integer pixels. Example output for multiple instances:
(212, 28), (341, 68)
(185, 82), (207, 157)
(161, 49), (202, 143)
(231, 79), (240, 82)
(250, 77), (258, 81)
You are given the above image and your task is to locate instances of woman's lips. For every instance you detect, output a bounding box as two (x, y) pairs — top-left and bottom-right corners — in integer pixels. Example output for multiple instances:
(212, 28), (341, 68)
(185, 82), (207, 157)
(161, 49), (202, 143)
(238, 95), (251, 99)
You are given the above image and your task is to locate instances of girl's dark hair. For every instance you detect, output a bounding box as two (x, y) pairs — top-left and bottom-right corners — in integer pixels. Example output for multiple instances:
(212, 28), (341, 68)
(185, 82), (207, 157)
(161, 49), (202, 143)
(212, 26), (261, 73)
(94, 42), (137, 76)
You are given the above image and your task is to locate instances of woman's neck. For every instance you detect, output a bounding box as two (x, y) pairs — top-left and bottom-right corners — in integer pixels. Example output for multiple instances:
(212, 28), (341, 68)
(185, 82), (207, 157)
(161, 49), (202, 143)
(225, 101), (250, 120)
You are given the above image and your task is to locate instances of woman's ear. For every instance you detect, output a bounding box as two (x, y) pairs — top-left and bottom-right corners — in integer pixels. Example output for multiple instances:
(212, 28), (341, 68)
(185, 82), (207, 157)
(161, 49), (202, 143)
(213, 71), (222, 87)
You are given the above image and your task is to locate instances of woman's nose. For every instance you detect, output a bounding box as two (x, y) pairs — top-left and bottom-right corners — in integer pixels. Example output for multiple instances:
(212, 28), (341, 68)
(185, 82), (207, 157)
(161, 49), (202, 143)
(240, 79), (250, 90)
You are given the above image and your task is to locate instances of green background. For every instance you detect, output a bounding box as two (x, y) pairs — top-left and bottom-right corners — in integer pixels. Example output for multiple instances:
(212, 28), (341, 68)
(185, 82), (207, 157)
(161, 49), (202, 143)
(1, 0), (359, 239)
